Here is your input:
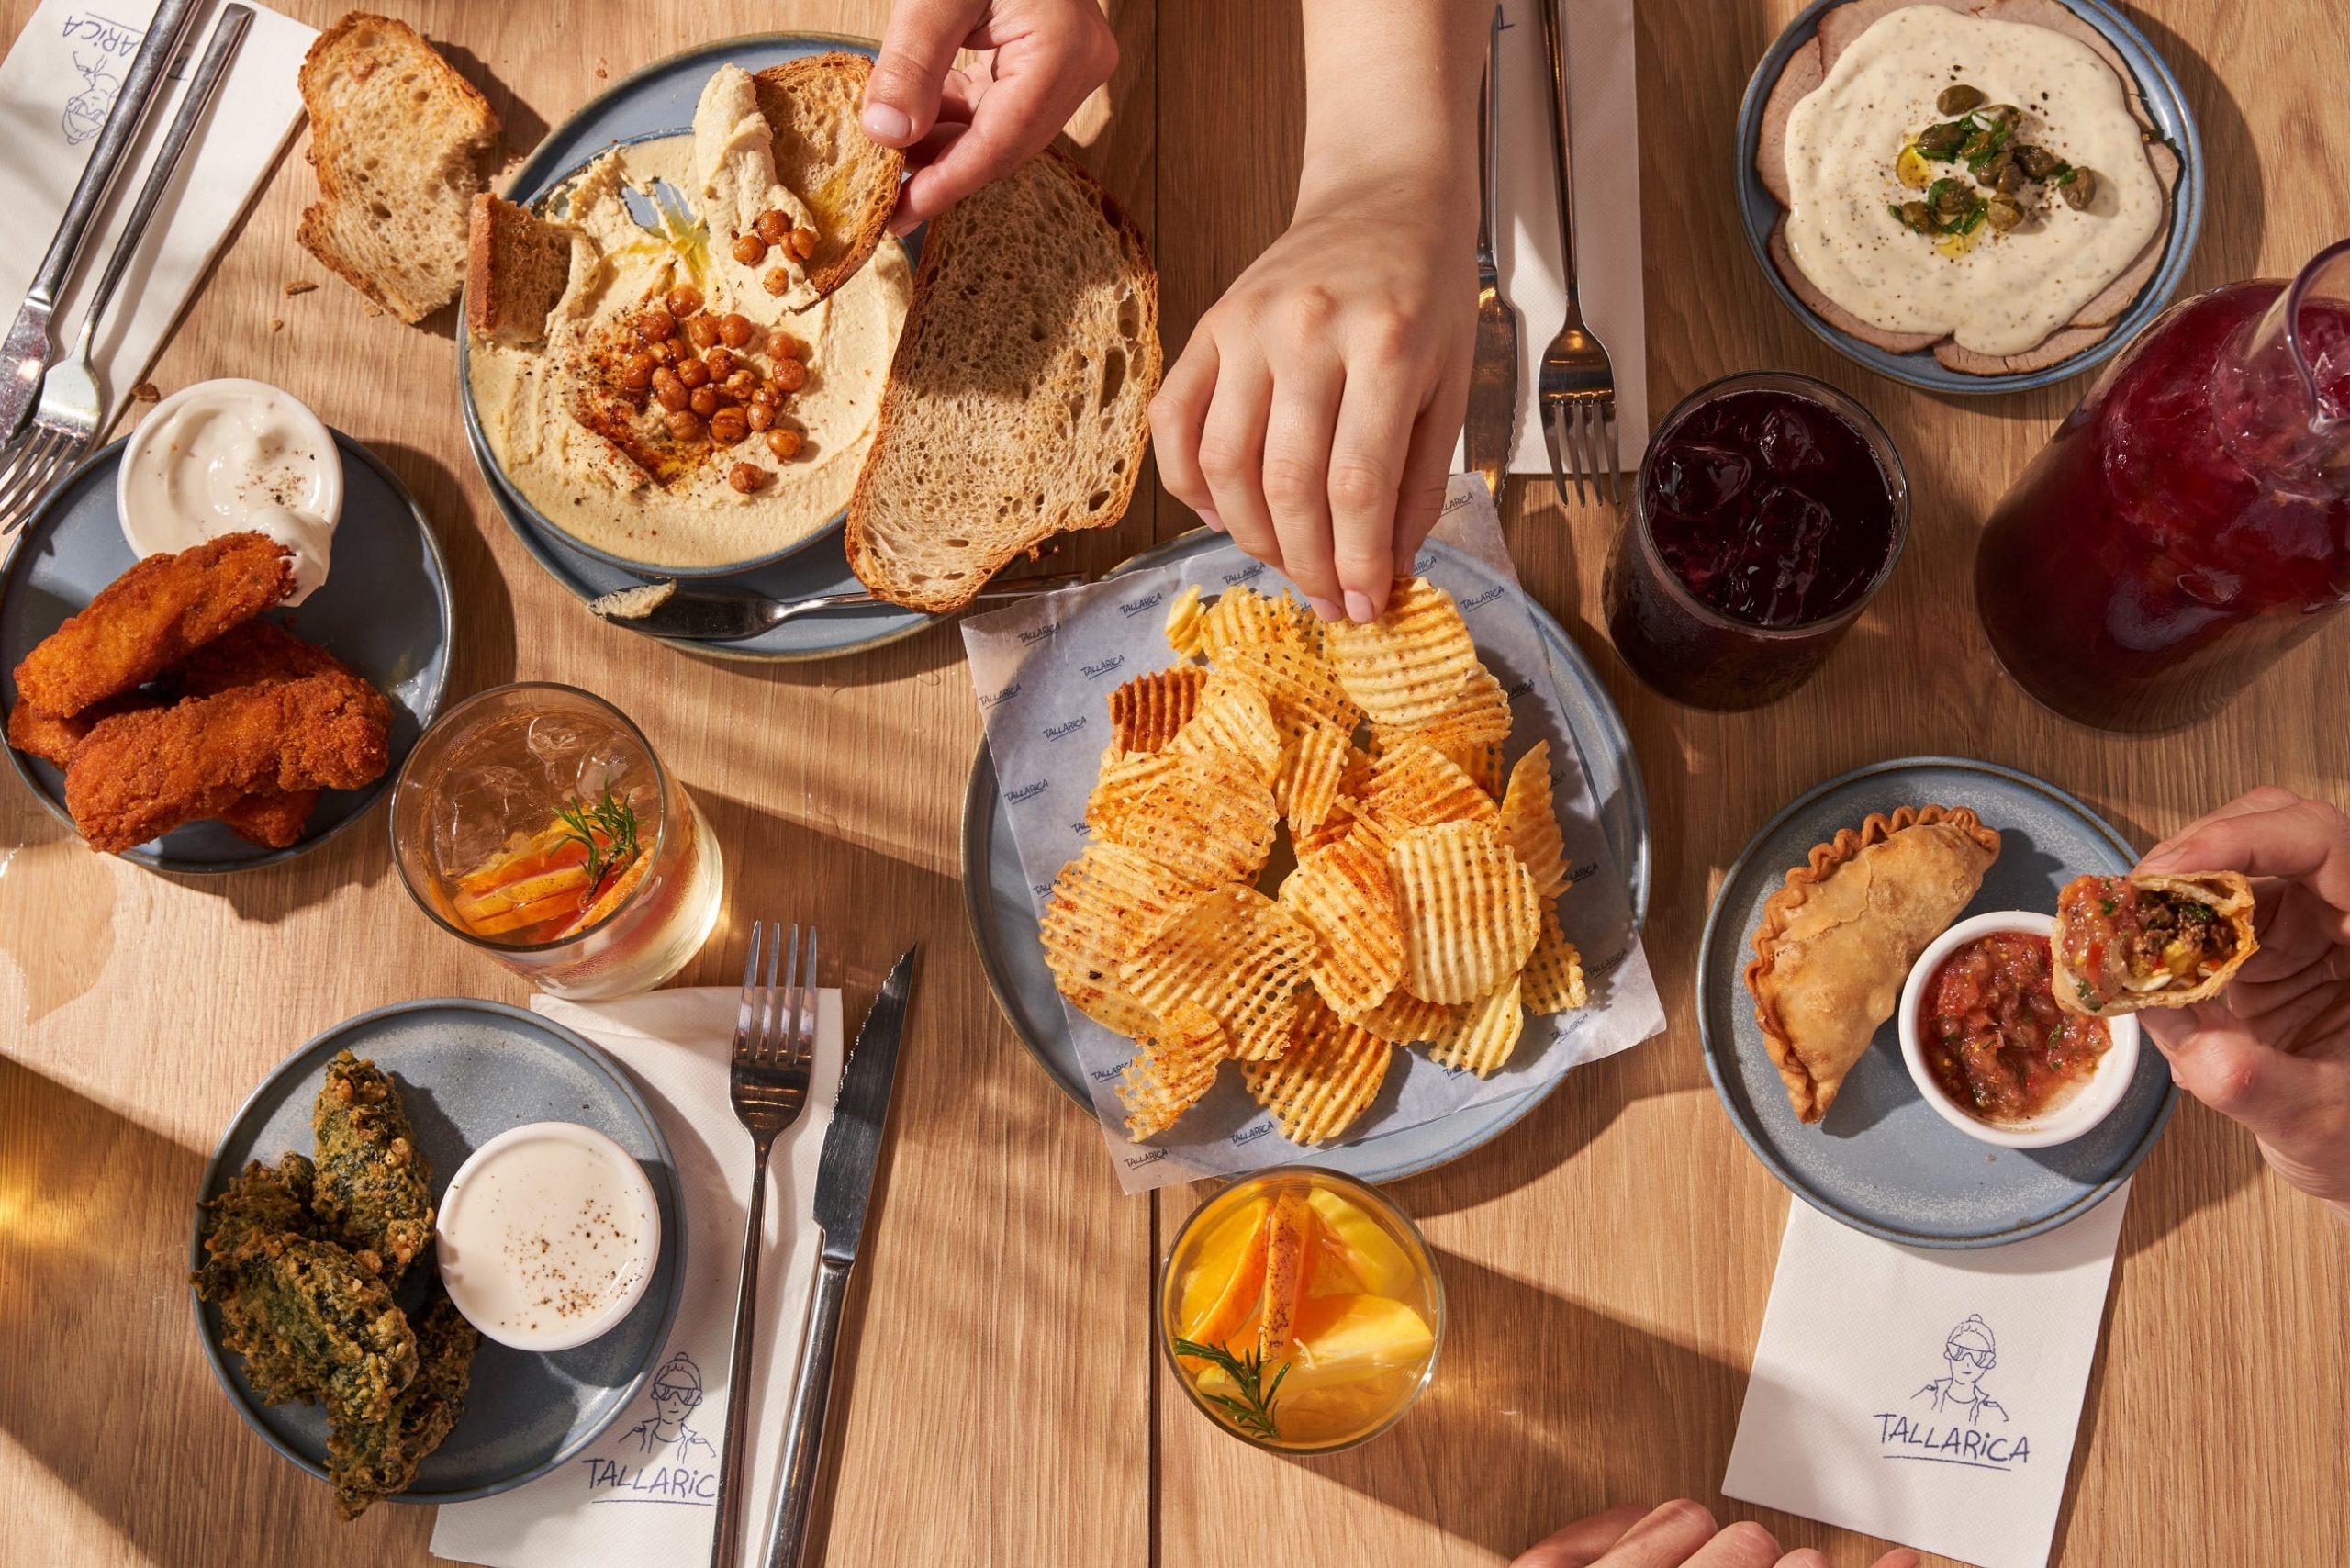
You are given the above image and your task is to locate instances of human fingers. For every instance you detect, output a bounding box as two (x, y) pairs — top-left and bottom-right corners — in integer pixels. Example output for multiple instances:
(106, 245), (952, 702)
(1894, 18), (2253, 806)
(2137, 795), (2350, 911)
(1151, 332), (1221, 531)
(889, 17), (1117, 230)
(1387, 351), (1469, 584)
(1770, 1551), (1832, 1568)
(2138, 786), (2302, 864)
(1676, 1519), (1784, 1568)
(1259, 324), (1348, 619)
(1194, 342), (1283, 570)
(865, 0), (989, 146)
(1323, 329), (1425, 622)
(1583, 1499), (1721, 1567)
(1509, 1504), (1648, 1568)
(1866, 1552), (1922, 1568)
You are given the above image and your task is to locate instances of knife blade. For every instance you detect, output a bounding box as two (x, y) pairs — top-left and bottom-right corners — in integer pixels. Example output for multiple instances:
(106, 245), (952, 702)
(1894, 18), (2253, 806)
(599, 574), (1085, 642)
(1464, 4), (1521, 500)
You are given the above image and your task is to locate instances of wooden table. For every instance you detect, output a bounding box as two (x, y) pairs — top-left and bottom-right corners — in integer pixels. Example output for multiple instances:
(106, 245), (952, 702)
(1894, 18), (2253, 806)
(4, 2), (2345, 1564)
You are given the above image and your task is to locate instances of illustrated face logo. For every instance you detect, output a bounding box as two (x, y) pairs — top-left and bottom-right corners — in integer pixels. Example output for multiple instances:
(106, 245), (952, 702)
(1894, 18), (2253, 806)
(63, 57), (121, 146)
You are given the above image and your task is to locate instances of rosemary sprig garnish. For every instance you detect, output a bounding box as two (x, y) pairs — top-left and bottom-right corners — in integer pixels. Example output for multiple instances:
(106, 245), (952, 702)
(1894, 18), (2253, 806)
(1172, 1337), (1290, 1440)
(553, 779), (642, 896)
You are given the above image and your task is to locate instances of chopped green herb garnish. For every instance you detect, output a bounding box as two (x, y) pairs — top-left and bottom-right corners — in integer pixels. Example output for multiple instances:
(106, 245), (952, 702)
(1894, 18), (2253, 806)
(2180, 902), (2213, 924)
(2075, 980), (2101, 1010)
(2099, 897), (2117, 916)
(554, 779), (643, 899)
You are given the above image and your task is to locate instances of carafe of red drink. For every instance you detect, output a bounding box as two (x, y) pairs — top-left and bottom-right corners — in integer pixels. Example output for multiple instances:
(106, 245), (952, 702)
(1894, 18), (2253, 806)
(1976, 240), (2350, 731)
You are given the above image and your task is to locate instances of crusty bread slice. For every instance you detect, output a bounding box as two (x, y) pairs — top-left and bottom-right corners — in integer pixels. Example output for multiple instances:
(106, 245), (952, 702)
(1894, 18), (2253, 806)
(464, 193), (570, 346)
(751, 52), (905, 306)
(845, 148), (1158, 615)
(297, 13), (499, 323)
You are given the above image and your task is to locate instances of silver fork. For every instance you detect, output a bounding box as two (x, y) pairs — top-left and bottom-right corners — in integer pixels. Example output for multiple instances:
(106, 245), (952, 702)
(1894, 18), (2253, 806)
(0, 6), (251, 536)
(710, 921), (819, 1568)
(1533, 0), (1620, 508)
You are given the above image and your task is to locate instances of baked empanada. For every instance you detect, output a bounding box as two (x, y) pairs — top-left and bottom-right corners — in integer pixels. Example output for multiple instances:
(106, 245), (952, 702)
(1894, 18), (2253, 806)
(2052, 870), (2256, 1015)
(1746, 805), (2002, 1123)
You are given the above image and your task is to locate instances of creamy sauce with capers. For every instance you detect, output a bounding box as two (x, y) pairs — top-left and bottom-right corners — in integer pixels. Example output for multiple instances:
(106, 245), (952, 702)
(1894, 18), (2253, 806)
(1783, 5), (2164, 355)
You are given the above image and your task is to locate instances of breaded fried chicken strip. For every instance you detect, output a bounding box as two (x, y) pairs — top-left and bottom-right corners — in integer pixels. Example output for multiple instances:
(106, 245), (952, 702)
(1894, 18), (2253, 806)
(6, 692), (156, 766)
(10, 533), (293, 716)
(173, 617), (347, 695)
(63, 670), (393, 853)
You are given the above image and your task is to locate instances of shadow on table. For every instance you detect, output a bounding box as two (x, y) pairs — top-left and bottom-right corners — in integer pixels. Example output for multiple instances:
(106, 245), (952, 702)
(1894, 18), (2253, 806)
(0, 1058), (439, 1566)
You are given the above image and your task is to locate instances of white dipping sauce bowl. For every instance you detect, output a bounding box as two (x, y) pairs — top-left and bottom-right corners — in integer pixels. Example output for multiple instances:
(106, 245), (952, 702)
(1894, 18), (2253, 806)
(434, 1121), (661, 1352)
(1898, 911), (2140, 1149)
(117, 378), (343, 605)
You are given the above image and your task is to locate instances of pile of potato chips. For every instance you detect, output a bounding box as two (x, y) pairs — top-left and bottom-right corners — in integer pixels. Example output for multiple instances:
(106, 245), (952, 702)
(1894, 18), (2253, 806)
(1040, 577), (1587, 1148)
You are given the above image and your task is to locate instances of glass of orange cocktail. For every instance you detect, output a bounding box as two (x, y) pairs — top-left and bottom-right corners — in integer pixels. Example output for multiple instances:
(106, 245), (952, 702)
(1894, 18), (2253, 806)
(1158, 1167), (1443, 1453)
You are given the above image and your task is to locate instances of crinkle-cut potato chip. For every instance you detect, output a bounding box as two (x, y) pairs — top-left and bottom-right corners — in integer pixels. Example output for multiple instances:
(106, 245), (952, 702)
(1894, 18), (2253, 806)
(1212, 636), (1362, 732)
(1041, 843), (1198, 1036)
(1101, 750), (1278, 888)
(1109, 666), (1207, 755)
(1279, 723), (1352, 836)
(1084, 747), (1183, 837)
(1277, 832), (1406, 1018)
(1499, 740), (1569, 899)
(1119, 1000), (1227, 1140)
(1199, 583), (1318, 655)
(1291, 798), (1361, 857)
(1390, 820), (1542, 1003)
(1324, 577), (1484, 727)
(1164, 583), (1207, 659)
(1169, 672), (1282, 782)
(1242, 995), (1392, 1143)
(1362, 740), (1500, 834)
(1425, 977), (1525, 1077)
(1121, 884), (1317, 1060)
(1521, 903), (1588, 1014)
(1343, 983), (1457, 1046)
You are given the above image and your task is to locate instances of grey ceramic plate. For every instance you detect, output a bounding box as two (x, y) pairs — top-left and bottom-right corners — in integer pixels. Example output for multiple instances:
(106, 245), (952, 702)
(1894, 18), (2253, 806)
(1697, 756), (2175, 1247)
(962, 530), (1651, 1184)
(455, 32), (940, 662)
(0, 433), (453, 871)
(1733, 0), (2203, 394)
(189, 1000), (685, 1505)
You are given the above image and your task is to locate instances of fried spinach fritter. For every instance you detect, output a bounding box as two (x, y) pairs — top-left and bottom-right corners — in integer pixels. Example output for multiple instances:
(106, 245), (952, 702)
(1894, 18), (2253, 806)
(329, 1288), (481, 1518)
(194, 1157), (418, 1420)
(312, 1049), (435, 1279)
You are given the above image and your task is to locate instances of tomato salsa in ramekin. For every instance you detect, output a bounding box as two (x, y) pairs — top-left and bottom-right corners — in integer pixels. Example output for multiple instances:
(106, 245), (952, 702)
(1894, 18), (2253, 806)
(1897, 912), (2141, 1148)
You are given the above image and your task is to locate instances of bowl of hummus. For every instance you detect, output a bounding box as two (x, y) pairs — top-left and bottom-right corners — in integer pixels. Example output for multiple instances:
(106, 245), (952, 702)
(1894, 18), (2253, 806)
(461, 62), (911, 577)
(1736, 0), (2201, 392)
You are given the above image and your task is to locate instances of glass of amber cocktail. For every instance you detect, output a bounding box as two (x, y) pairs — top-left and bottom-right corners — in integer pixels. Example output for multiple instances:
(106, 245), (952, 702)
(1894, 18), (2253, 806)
(1158, 1167), (1444, 1453)
(390, 683), (723, 1000)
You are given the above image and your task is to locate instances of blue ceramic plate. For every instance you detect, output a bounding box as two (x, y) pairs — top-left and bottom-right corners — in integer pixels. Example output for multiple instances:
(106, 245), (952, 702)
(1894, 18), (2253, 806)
(456, 32), (939, 662)
(1697, 757), (2175, 1247)
(0, 433), (452, 872)
(961, 531), (1651, 1184)
(188, 1000), (685, 1506)
(1732, 0), (2203, 394)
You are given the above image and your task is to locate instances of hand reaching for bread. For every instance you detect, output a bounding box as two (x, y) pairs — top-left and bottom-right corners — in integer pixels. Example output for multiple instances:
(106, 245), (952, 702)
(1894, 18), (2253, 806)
(861, 0), (1119, 234)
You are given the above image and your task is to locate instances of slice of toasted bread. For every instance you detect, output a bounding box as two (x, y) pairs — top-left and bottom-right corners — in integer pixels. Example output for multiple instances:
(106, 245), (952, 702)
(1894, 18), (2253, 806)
(845, 149), (1158, 615)
(297, 13), (499, 323)
(751, 52), (905, 306)
(465, 193), (571, 346)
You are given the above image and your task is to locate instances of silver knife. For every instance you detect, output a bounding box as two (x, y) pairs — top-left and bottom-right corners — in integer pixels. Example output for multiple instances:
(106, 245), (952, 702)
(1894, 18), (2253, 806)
(1465, 4), (1521, 500)
(762, 946), (918, 1568)
(0, 0), (205, 439)
(598, 574), (1085, 642)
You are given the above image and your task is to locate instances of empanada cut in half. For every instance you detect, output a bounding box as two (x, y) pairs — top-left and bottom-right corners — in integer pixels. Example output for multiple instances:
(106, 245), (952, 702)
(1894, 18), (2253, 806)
(1746, 805), (2002, 1123)
(2051, 869), (2256, 1016)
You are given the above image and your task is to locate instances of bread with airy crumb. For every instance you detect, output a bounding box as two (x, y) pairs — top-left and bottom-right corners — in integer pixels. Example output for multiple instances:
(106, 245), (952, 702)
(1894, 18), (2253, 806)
(297, 12), (499, 323)
(845, 149), (1158, 615)
(750, 52), (905, 306)
(464, 193), (570, 346)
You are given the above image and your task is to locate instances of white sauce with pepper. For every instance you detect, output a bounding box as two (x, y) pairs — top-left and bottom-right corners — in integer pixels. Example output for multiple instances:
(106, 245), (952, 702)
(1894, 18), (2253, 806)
(435, 1123), (658, 1350)
(118, 380), (341, 603)
(1783, 5), (2165, 355)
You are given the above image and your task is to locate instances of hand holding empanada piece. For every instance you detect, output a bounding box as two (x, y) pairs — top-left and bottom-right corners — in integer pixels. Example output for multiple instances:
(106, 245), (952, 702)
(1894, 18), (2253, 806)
(2051, 870), (2257, 1015)
(1746, 805), (2003, 1123)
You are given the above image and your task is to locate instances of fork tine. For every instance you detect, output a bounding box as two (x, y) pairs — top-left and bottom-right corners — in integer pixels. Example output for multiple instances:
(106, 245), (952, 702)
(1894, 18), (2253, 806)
(1603, 403), (1623, 507)
(795, 926), (820, 1065)
(1580, 401), (1607, 510)
(764, 921), (790, 1061)
(1542, 400), (1568, 502)
(733, 921), (765, 1059)
(1547, 400), (1580, 508)
(0, 431), (62, 519)
(1566, 400), (1591, 508)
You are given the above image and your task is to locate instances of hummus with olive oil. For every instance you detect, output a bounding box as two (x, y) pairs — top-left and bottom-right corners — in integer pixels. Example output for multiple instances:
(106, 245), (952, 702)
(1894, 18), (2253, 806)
(467, 65), (910, 569)
(1782, 5), (2163, 356)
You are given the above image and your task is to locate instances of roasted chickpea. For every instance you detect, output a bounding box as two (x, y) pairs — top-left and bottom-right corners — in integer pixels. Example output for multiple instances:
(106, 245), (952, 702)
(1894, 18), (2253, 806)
(754, 207), (792, 245)
(665, 409), (702, 442)
(649, 338), (680, 364)
(703, 346), (737, 380)
(688, 386), (721, 419)
(733, 233), (768, 265)
(716, 369), (754, 399)
(742, 399), (774, 431)
(786, 227), (818, 261)
(677, 357), (711, 390)
(767, 331), (804, 361)
(711, 407), (750, 445)
(636, 308), (675, 343)
(686, 313), (722, 350)
(762, 267), (790, 297)
(719, 312), (755, 348)
(728, 462), (766, 494)
(666, 285), (703, 319)
(651, 367), (688, 411)
(620, 353), (656, 391)
(770, 358), (809, 394)
(766, 426), (803, 461)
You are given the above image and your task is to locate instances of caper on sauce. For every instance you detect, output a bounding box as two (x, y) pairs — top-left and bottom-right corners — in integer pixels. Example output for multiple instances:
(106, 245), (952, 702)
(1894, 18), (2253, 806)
(1886, 86), (2098, 245)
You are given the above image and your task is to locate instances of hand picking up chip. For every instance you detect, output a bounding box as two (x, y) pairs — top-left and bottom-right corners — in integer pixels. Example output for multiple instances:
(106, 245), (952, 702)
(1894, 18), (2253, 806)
(1039, 577), (1587, 1148)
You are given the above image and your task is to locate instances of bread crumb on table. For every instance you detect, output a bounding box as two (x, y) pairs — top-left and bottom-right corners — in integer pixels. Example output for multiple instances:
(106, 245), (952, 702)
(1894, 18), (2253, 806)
(130, 382), (160, 401)
(270, 318), (285, 332)
(285, 280), (318, 296)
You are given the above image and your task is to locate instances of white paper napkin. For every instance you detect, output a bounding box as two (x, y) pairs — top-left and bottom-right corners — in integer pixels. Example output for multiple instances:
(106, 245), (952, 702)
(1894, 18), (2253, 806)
(1483, 0), (1650, 473)
(962, 474), (1666, 1193)
(0, 0), (314, 415)
(1722, 1189), (2132, 1568)
(430, 987), (844, 1568)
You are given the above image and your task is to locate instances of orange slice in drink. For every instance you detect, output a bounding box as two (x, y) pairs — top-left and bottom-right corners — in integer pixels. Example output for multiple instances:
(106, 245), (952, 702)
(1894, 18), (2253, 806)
(1177, 1197), (1270, 1359)
(1257, 1191), (1311, 1361)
